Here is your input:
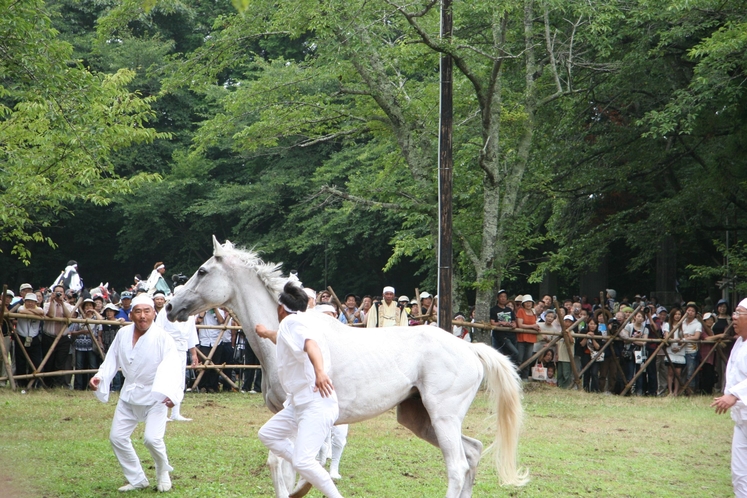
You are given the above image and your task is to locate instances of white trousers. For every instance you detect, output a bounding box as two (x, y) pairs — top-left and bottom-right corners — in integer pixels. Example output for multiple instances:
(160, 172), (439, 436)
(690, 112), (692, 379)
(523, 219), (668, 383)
(0, 336), (11, 383)
(110, 399), (173, 485)
(330, 424), (348, 472)
(734, 424), (747, 497)
(258, 397), (343, 498)
(170, 352), (187, 417)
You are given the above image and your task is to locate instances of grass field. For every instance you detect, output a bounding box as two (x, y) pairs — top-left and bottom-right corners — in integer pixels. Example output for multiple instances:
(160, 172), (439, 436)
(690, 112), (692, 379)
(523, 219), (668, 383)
(0, 384), (735, 497)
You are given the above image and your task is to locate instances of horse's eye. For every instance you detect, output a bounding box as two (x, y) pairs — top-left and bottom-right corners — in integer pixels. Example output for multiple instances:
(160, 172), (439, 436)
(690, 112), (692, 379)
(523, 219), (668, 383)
(197, 268), (207, 276)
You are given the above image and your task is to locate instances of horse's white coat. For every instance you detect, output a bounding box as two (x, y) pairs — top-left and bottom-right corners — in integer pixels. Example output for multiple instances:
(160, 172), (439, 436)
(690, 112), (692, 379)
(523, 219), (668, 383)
(167, 237), (528, 497)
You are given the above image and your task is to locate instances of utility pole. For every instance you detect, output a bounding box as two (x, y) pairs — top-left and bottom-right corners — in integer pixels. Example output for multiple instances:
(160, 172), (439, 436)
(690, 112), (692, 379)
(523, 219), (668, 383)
(437, 0), (453, 332)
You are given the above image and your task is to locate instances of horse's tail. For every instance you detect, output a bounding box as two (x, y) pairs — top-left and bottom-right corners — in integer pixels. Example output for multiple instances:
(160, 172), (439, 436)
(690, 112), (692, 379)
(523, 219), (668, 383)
(471, 342), (529, 487)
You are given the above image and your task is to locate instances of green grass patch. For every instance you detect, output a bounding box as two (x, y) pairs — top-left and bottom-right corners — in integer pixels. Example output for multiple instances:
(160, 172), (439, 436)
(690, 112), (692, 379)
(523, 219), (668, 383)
(0, 384), (733, 497)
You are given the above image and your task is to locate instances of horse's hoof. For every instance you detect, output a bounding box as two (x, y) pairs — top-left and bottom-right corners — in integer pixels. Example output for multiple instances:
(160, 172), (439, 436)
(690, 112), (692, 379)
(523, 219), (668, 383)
(288, 481), (312, 498)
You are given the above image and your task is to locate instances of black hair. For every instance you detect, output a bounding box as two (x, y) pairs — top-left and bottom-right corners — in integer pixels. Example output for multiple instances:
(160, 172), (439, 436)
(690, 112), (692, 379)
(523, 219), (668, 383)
(279, 282), (308, 312)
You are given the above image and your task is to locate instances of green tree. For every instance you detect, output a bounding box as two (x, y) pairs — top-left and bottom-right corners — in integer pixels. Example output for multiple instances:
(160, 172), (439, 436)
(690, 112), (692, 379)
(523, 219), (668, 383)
(0, 0), (162, 263)
(534, 0), (747, 300)
(164, 0), (601, 317)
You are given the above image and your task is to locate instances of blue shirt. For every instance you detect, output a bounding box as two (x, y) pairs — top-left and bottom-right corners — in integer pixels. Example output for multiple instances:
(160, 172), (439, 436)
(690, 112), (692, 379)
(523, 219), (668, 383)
(115, 307), (131, 321)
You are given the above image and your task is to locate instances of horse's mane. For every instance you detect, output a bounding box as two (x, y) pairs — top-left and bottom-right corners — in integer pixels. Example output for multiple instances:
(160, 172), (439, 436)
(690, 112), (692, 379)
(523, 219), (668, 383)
(220, 241), (287, 297)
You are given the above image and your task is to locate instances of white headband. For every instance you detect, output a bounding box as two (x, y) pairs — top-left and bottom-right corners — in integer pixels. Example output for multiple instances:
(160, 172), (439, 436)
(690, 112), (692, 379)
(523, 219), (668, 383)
(131, 294), (155, 309)
(383, 286), (395, 294)
(739, 298), (747, 311)
(280, 303), (297, 314)
(156, 264), (165, 271)
(316, 304), (336, 315)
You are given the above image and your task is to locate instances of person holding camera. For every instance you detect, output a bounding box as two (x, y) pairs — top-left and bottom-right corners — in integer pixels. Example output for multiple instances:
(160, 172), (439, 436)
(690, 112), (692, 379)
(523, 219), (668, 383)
(42, 283), (74, 388)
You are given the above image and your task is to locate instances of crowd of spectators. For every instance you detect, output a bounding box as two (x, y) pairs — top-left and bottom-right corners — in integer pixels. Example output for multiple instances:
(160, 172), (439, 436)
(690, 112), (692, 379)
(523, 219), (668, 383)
(488, 289), (734, 396)
(0, 262), (736, 400)
(0, 261), (265, 393)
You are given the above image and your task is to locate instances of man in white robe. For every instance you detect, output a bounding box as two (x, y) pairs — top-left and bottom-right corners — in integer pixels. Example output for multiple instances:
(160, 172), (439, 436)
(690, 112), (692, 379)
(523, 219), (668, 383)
(712, 297), (747, 497)
(90, 294), (183, 493)
(154, 286), (199, 421)
(365, 286), (408, 328)
(255, 282), (344, 498)
(146, 262), (171, 296)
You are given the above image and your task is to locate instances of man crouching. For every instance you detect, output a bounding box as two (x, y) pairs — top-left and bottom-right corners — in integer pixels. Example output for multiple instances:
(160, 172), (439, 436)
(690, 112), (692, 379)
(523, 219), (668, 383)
(90, 293), (183, 492)
(255, 281), (343, 498)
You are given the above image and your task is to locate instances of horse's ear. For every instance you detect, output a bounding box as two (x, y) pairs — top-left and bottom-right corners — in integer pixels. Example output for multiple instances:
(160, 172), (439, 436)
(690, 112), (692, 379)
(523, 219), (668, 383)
(212, 235), (224, 257)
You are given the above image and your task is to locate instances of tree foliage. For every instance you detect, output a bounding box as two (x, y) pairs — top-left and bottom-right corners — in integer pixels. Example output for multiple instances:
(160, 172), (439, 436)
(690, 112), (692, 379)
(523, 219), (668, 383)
(534, 0), (747, 299)
(2, 0), (746, 308)
(0, 0), (163, 263)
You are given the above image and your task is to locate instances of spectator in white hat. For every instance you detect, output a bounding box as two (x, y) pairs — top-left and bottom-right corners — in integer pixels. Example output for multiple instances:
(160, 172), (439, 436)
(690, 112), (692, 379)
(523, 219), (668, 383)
(516, 295), (540, 380)
(16, 293), (44, 388)
(419, 292), (434, 324)
(366, 286), (408, 328)
(10, 283), (34, 312)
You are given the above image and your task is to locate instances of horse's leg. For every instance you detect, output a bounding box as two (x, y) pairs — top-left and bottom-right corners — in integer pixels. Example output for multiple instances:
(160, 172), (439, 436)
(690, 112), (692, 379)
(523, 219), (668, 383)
(458, 435), (483, 498)
(431, 416), (470, 498)
(397, 397), (472, 498)
(396, 397), (437, 444)
(267, 451), (295, 498)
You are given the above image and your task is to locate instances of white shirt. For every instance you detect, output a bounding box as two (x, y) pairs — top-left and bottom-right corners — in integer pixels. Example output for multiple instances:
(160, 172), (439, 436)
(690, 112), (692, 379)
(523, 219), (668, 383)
(15, 307), (41, 338)
(681, 318), (702, 353)
(199, 309), (225, 347)
(155, 309), (198, 352)
(42, 301), (74, 336)
(726, 337), (747, 424)
(93, 323), (183, 406)
(276, 312), (335, 407)
(366, 301), (408, 328)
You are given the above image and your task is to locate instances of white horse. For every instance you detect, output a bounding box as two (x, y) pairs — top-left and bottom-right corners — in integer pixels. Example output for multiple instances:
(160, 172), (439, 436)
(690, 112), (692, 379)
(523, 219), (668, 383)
(166, 237), (528, 498)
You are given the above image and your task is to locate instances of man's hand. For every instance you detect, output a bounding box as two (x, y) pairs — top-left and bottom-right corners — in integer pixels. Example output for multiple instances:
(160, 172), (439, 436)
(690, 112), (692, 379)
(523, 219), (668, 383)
(313, 371), (335, 398)
(89, 376), (101, 391)
(255, 324), (278, 344)
(711, 394), (738, 415)
(304, 338), (334, 397)
(163, 397), (175, 408)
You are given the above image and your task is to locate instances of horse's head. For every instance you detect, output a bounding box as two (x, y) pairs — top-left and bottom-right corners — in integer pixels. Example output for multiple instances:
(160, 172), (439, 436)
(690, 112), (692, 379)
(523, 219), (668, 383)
(166, 235), (236, 321)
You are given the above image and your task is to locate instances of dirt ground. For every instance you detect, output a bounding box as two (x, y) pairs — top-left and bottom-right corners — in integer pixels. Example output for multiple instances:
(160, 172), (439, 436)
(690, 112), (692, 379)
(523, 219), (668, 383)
(0, 454), (35, 498)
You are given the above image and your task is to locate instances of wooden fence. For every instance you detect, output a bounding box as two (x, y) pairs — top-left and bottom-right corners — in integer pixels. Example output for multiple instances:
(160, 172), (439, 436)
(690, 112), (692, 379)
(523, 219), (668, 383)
(1, 288), (732, 396)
